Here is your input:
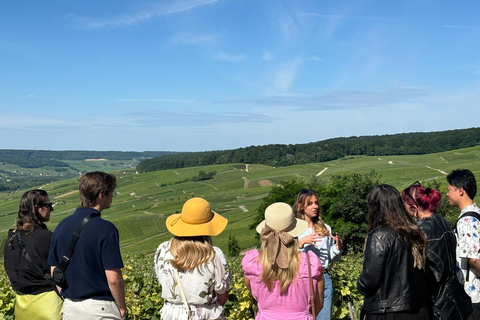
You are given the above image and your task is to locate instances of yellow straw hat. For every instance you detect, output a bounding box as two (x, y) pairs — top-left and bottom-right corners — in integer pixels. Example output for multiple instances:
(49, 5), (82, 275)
(166, 197), (228, 237)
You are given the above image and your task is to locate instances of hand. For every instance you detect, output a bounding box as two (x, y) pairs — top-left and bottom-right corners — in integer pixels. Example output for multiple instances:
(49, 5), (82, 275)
(119, 307), (127, 319)
(299, 232), (322, 248)
(330, 232), (343, 250)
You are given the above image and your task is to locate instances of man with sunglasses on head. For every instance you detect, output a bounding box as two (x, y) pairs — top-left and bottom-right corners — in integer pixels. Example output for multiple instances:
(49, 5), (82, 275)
(48, 171), (126, 320)
(447, 169), (480, 319)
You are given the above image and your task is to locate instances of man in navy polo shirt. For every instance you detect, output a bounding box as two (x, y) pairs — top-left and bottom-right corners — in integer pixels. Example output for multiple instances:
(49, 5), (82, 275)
(48, 171), (126, 319)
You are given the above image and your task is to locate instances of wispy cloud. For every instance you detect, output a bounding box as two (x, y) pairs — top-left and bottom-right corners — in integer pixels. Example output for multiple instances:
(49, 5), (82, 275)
(214, 52), (248, 62)
(16, 94), (37, 101)
(307, 55), (322, 61)
(169, 33), (217, 46)
(118, 98), (203, 103)
(262, 51), (274, 61)
(443, 25), (480, 30)
(73, 0), (219, 29)
(297, 13), (394, 22)
(225, 87), (432, 110)
(273, 57), (304, 91)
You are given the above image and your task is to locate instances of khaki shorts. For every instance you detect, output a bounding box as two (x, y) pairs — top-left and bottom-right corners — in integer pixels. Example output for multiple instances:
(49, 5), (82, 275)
(63, 298), (123, 320)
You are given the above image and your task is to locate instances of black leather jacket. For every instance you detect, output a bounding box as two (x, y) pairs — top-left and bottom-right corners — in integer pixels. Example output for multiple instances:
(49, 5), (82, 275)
(357, 226), (429, 314)
(417, 213), (457, 301)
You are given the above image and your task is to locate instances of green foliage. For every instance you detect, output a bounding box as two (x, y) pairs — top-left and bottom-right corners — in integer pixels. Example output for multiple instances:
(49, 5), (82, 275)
(330, 252), (364, 319)
(224, 257), (257, 320)
(191, 170), (217, 182)
(0, 265), (15, 319)
(123, 255), (163, 319)
(321, 171), (383, 253)
(228, 235), (241, 258)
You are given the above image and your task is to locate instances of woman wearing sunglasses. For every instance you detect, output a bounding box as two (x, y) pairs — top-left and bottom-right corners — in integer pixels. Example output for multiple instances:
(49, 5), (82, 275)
(401, 182), (460, 304)
(3, 190), (62, 320)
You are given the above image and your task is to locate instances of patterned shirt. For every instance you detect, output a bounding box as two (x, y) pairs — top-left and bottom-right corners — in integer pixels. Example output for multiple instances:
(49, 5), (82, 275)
(456, 203), (480, 303)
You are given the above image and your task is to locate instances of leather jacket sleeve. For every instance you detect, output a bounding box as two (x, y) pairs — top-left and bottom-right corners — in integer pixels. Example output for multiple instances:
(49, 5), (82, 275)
(357, 230), (386, 296)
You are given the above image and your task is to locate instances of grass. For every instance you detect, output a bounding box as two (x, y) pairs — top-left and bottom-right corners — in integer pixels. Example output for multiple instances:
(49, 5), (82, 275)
(1, 146), (480, 258)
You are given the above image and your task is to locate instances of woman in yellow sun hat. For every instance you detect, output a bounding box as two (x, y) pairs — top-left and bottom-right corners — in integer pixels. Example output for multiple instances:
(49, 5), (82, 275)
(154, 197), (231, 320)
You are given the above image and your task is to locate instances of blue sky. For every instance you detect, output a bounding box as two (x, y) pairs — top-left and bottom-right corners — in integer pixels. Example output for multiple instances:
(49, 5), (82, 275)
(1, 0), (480, 152)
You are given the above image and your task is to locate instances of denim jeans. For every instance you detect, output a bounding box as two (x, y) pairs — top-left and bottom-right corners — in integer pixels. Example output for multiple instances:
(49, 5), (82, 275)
(317, 272), (332, 320)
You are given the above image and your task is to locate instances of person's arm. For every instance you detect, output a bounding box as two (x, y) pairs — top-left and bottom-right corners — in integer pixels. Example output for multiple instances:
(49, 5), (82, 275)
(105, 268), (126, 319)
(244, 275), (251, 292)
(314, 274), (325, 316)
(468, 258), (480, 278)
(217, 291), (229, 306)
(50, 266), (62, 293)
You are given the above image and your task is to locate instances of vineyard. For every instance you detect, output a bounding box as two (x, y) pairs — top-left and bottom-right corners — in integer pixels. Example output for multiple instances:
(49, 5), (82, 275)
(0, 252), (363, 320)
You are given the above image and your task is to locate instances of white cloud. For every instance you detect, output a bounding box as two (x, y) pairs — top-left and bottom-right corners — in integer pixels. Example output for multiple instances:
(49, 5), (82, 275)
(262, 51), (274, 61)
(214, 52), (248, 62)
(73, 0), (219, 29)
(273, 57), (304, 91)
(169, 33), (217, 45)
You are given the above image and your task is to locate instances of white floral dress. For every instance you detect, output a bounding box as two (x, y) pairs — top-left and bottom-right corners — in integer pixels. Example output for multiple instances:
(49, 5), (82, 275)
(154, 240), (231, 320)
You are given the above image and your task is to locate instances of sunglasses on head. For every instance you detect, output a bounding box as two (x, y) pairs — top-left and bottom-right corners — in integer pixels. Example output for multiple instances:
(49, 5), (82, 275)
(405, 181), (422, 206)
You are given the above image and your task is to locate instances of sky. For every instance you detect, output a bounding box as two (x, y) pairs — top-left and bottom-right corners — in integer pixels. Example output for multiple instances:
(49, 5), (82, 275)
(1, 0), (480, 152)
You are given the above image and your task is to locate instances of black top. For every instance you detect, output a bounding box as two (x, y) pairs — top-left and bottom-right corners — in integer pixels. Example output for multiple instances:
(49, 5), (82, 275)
(3, 228), (54, 294)
(357, 226), (429, 314)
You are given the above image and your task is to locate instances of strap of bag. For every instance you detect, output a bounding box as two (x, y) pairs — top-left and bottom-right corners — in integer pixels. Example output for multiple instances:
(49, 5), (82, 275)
(15, 231), (51, 279)
(306, 252), (316, 317)
(455, 211), (480, 282)
(14, 231), (60, 295)
(173, 268), (192, 319)
(57, 212), (99, 272)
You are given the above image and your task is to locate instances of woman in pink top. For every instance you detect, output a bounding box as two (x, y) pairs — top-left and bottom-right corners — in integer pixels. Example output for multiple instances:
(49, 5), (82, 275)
(242, 202), (325, 320)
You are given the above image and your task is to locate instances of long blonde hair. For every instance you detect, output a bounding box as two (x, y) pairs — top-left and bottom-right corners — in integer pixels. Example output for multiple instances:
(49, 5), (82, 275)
(257, 238), (300, 294)
(293, 189), (329, 237)
(170, 236), (216, 272)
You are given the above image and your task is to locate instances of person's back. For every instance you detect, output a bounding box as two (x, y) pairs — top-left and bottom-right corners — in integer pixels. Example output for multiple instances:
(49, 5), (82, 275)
(242, 250), (322, 319)
(48, 171), (126, 319)
(358, 225), (429, 313)
(49, 207), (121, 300)
(418, 213), (457, 299)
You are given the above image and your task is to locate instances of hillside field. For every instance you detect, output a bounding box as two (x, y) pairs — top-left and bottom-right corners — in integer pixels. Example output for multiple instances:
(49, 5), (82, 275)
(1, 145), (480, 257)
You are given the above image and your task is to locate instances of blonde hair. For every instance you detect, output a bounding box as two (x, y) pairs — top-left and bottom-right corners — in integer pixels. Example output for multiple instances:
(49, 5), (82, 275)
(257, 238), (300, 294)
(294, 190), (329, 237)
(170, 236), (216, 272)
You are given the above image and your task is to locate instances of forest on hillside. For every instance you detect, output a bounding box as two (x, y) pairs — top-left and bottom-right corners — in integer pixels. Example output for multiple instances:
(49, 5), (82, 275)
(0, 150), (176, 168)
(137, 127), (480, 173)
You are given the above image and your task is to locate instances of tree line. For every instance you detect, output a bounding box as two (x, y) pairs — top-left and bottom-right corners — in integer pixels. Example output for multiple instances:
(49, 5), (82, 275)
(137, 127), (480, 173)
(0, 150), (177, 169)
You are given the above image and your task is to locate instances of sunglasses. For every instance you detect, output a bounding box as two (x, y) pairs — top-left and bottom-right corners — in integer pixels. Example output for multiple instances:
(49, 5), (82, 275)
(404, 181), (421, 206)
(40, 202), (54, 210)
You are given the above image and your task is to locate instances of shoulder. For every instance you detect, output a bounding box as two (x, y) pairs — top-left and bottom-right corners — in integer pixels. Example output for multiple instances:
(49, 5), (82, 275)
(213, 246), (227, 259)
(242, 249), (260, 272)
(325, 223), (332, 233)
(301, 251), (322, 277)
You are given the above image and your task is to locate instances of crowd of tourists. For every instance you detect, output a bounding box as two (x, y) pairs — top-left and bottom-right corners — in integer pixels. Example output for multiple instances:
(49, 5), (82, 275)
(3, 169), (479, 320)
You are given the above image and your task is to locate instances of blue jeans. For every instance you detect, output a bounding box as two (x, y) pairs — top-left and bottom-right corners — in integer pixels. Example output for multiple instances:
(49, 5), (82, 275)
(317, 272), (332, 320)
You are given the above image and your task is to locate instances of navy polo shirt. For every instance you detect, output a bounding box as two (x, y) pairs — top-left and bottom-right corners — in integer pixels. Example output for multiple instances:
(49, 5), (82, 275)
(48, 207), (124, 300)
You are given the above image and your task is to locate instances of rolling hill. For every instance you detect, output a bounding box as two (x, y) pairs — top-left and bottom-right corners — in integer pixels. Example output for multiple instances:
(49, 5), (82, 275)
(1, 145), (480, 258)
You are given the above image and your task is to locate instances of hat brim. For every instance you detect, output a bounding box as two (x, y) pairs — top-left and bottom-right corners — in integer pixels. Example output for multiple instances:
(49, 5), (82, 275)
(166, 210), (228, 237)
(256, 218), (308, 237)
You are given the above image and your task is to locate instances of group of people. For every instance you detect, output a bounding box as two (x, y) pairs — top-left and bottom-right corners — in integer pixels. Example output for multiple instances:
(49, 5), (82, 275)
(358, 168), (479, 320)
(3, 168), (480, 320)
